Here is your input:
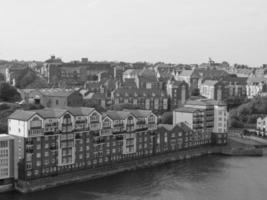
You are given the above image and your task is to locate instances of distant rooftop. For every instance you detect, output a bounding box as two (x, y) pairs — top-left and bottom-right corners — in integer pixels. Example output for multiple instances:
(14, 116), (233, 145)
(174, 107), (201, 113)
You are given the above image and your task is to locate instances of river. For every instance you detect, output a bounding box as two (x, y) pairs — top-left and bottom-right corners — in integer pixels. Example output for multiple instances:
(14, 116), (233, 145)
(1, 155), (267, 200)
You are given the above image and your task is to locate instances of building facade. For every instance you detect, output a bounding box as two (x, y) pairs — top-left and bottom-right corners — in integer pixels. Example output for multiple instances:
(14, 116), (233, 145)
(26, 89), (83, 108)
(256, 116), (267, 136)
(166, 80), (190, 109)
(8, 108), (158, 181)
(112, 88), (169, 113)
(0, 134), (14, 187)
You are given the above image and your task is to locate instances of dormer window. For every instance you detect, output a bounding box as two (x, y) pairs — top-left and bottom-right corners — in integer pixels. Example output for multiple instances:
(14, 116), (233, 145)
(30, 116), (42, 129)
(103, 118), (111, 128)
(90, 113), (99, 122)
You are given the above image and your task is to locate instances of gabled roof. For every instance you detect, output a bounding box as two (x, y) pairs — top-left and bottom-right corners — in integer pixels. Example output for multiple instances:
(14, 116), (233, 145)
(123, 109), (153, 118)
(105, 110), (130, 120)
(37, 108), (66, 118)
(67, 107), (95, 116)
(202, 80), (218, 86)
(9, 110), (36, 121)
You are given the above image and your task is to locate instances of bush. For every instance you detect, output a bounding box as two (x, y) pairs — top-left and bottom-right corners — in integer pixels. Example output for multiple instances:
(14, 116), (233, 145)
(0, 103), (10, 111)
(0, 82), (21, 102)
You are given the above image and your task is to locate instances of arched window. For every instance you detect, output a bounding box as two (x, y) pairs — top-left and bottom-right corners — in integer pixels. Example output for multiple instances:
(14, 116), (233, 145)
(90, 113), (99, 122)
(63, 114), (71, 124)
(30, 117), (42, 128)
(103, 118), (111, 128)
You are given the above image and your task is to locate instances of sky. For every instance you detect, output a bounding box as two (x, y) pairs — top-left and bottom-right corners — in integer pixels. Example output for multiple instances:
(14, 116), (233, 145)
(0, 0), (267, 66)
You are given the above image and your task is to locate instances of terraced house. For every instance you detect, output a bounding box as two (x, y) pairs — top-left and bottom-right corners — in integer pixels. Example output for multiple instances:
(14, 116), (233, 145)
(111, 88), (169, 113)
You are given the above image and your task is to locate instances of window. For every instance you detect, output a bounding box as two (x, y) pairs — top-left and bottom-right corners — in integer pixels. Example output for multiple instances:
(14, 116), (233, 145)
(103, 118), (111, 128)
(55, 99), (59, 105)
(90, 113), (99, 122)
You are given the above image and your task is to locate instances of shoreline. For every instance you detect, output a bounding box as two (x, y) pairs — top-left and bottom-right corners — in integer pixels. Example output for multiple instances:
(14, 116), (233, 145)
(15, 145), (222, 193)
(2, 144), (263, 194)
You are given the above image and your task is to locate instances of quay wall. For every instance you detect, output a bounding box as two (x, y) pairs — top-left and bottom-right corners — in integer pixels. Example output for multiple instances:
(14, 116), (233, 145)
(15, 145), (223, 193)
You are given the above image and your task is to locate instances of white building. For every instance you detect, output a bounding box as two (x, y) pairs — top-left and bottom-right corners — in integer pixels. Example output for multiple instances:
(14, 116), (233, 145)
(213, 102), (228, 134)
(246, 77), (267, 99)
(0, 134), (14, 186)
(256, 116), (267, 136)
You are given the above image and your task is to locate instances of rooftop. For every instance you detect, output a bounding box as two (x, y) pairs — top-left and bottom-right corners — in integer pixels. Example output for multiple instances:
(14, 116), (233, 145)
(0, 134), (14, 140)
(174, 107), (201, 113)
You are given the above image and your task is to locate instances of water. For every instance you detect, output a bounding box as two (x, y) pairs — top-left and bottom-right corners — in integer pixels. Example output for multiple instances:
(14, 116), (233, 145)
(1, 155), (267, 200)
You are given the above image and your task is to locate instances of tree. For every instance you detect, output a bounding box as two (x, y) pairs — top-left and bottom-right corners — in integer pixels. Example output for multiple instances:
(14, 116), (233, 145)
(161, 112), (173, 124)
(0, 82), (21, 102)
(191, 88), (200, 96)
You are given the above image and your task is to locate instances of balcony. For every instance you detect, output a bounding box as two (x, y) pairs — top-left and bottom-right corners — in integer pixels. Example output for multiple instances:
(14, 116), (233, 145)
(25, 147), (34, 153)
(148, 124), (157, 130)
(90, 123), (100, 131)
(113, 127), (125, 134)
(136, 125), (148, 131)
(137, 120), (146, 125)
(101, 128), (112, 136)
(28, 128), (44, 137)
(115, 135), (123, 140)
(74, 125), (88, 131)
(94, 138), (105, 144)
(114, 123), (124, 128)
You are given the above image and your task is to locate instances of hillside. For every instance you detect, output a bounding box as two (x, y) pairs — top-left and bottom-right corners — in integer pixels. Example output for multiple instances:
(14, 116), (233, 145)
(229, 96), (267, 128)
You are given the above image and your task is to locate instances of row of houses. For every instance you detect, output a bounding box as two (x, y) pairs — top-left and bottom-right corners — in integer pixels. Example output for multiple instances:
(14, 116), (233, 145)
(0, 101), (228, 190)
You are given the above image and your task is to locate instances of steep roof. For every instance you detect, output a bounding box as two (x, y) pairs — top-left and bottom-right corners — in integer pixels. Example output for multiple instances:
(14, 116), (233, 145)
(202, 80), (218, 86)
(9, 110), (36, 121)
(123, 109), (152, 118)
(67, 107), (95, 116)
(192, 68), (229, 79)
(105, 110), (130, 120)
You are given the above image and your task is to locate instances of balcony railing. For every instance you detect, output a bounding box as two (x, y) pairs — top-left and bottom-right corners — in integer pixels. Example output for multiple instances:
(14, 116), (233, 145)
(90, 123), (100, 131)
(137, 120), (146, 125)
(28, 128), (44, 137)
(62, 122), (72, 127)
(101, 128), (112, 136)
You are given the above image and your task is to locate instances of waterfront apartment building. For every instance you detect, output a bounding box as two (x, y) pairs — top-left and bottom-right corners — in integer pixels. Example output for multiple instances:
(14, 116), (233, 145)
(7, 107), (158, 180)
(174, 99), (228, 145)
(0, 134), (14, 187)
(184, 100), (215, 134)
(6, 105), (221, 185)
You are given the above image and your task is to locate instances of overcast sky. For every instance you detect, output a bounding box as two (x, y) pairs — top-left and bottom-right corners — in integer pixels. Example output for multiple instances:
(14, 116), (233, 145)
(0, 0), (266, 66)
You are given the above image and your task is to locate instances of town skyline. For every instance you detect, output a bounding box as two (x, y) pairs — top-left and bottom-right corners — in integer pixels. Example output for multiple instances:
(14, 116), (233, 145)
(1, 0), (267, 66)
